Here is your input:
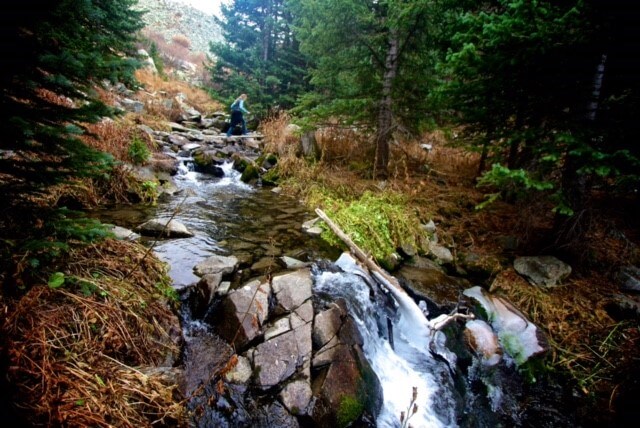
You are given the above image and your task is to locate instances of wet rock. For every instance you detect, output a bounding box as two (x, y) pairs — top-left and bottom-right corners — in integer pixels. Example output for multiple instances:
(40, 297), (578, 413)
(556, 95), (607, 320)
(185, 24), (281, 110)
(135, 218), (194, 238)
(193, 255), (239, 277)
(196, 273), (222, 305)
(302, 217), (323, 237)
(253, 324), (312, 389)
(213, 279), (271, 349)
(280, 379), (313, 416)
(253, 401), (300, 428)
(109, 225), (139, 241)
(272, 268), (313, 314)
(311, 344), (382, 428)
(464, 319), (502, 366)
(250, 257), (281, 275)
(397, 265), (468, 311)
(514, 256), (572, 287)
(312, 302), (343, 349)
(309, 299), (381, 427)
(217, 281), (232, 296)
(280, 256), (310, 270)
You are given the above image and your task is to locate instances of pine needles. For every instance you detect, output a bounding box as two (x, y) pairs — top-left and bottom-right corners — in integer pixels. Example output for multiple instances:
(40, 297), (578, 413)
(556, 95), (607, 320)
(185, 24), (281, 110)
(1, 239), (184, 427)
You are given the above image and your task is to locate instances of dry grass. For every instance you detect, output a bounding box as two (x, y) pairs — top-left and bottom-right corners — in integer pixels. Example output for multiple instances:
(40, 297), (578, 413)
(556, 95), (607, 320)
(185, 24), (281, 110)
(1, 239), (185, 427)
(489, 269), (639, 402)
(134, 69), (220, 115)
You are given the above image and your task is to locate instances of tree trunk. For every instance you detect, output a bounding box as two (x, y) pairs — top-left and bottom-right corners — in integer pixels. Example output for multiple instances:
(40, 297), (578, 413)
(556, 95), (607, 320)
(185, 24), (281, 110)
(375, 31), (399, 179)
(554, 54), (607, 247)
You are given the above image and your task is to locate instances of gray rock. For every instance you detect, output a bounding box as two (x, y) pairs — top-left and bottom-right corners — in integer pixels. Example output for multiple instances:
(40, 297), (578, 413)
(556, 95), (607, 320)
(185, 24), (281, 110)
(514, 255), (572, 287)
(280, 379), (312, 415)
(196, 273), (222, 305)
(280, 256), (310, 270)
(272, 269), (313, 313)
(312, 304), (342, 349)
(217, 281), (232, 296)
(109, 225), (139, 241)
(193, 254), (239, 277)
(121, 98), (144, 113)
(618, 266), (640, 292)
(224, 355), (252, 384)
(135, 218), (194, 238)
(430, 243), (454, 264)
(213, 279), (271, 349)
(265, 317), (292, 340)
(253, 324), (311, 389)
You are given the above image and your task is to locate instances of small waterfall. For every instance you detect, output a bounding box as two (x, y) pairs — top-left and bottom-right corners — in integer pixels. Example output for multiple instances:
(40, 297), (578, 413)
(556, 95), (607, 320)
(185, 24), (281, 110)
(313, 254), (458, 427)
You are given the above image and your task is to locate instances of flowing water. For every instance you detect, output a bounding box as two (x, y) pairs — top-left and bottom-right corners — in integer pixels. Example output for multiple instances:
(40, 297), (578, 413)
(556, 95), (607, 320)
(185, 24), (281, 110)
(314, 253), (458, 427)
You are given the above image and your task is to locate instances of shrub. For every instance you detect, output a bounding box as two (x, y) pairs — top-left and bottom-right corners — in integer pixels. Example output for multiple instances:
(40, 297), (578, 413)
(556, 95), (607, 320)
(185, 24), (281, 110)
(128, 135), (151, 165)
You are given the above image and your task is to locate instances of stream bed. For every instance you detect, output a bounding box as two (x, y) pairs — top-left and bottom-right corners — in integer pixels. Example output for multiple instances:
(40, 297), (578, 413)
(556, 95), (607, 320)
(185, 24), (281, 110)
(93, 159), (575, 427)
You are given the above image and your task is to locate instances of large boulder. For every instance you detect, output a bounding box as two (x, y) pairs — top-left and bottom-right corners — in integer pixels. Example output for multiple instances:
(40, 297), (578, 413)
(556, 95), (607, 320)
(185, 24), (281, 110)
(310, 299), (383, 427)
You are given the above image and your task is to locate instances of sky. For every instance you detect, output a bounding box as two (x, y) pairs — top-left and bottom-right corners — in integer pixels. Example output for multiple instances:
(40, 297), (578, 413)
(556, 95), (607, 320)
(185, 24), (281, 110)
(171, 0), (226, 16)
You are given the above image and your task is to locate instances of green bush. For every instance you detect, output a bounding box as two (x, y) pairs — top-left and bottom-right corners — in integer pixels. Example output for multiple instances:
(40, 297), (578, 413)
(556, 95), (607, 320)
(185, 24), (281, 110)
(128, 135), (151, 165)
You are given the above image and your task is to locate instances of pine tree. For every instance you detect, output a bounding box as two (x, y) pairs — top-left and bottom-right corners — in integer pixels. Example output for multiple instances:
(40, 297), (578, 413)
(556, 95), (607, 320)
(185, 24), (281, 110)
(210, 0), (308, 115)
(289, 0), (440, 177)
(0, 0), (144, 198)
(0, 1), (145, 285)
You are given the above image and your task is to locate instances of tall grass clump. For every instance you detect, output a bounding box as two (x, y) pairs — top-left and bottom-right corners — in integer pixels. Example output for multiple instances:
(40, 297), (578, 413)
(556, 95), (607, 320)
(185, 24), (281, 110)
(314, 190), (428, 265)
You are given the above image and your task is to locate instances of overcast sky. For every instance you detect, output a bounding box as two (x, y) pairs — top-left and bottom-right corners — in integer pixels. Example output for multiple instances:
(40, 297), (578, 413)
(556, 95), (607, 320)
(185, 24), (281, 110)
(172, 0), (226, 16)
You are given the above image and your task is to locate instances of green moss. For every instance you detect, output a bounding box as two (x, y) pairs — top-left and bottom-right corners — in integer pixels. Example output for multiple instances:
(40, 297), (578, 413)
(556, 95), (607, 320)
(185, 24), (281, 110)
(316, 191), (428, 265)
(261, 167), (280, 185)
(233, 157), (249, 172)
(240, 163), (259, 183)
(337, 395), (364, 428)
(193, 152), (209, 167)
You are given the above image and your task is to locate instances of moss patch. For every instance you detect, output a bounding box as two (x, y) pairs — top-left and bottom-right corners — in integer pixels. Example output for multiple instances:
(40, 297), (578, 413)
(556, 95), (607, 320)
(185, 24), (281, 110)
(337, 395), (364, 428)
(316, 190), (428, 265)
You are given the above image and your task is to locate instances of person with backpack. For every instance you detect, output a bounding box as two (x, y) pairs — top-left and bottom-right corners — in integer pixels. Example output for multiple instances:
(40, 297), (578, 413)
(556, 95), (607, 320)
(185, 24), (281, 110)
(226, 94), (250, 136)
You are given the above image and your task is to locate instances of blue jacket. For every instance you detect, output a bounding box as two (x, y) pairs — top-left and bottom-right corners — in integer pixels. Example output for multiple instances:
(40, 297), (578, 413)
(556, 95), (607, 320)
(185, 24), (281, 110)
(231, 99), (250, 114)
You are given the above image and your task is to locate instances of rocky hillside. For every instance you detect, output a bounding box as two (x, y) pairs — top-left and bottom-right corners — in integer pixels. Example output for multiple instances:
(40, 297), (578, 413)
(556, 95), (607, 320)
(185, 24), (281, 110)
(135, 0), (223, 54)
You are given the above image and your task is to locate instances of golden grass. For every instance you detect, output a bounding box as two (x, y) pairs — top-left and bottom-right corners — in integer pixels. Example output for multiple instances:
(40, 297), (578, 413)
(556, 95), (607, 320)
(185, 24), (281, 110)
(1, 239), (185, 427)
(134, 69), (221, 114)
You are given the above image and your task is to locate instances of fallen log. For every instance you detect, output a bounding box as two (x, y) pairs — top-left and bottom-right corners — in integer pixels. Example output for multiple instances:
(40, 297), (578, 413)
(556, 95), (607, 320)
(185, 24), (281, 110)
(315, 208), (473, 332)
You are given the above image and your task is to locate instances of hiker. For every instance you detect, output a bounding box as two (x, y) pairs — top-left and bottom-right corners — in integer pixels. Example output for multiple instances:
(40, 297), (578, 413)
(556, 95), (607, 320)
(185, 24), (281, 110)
(226, 94), (250, 136)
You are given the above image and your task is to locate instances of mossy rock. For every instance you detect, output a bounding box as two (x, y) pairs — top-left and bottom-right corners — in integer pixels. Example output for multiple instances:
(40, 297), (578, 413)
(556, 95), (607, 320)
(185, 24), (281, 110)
(233, 156), (249, 173)
(240, 163), (259, 183)
(261, 168), (280, 186)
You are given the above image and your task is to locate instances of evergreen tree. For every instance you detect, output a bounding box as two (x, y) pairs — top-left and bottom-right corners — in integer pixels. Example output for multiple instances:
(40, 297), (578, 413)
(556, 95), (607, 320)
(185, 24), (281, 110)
(0, 0), (145, 285)
(437, 0), (640, 232)
(0, 0), (144, 198)
(210, 0), (308, 115)
(290, 0), (440, 177)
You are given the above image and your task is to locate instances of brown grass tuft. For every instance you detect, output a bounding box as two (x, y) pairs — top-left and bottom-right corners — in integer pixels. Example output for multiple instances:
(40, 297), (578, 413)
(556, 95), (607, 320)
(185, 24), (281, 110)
(1, 240), (184, 427)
